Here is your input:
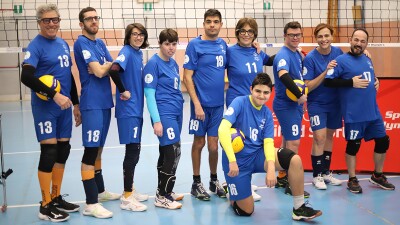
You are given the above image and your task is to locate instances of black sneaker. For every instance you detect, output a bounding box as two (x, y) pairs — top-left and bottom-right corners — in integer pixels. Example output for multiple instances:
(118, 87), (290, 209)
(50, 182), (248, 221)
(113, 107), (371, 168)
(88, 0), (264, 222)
(347, 177), (362, 193)
(369, 173), (395, 190)
(38, 201), (70, 222)
(191, 182), (211, 201)
(284, 185), (310, 198)
(292, 202), (322, 221)
(275, 175), (288, 188)
(209, 180), (227, 198)
(52, 194), (80, 212)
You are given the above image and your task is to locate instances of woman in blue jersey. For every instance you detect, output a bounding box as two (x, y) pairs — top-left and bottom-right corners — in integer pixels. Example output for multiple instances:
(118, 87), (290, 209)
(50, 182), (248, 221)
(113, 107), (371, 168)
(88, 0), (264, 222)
(143, 29), (184, 210)
(218, 73), (322, 221)
(108, 23), (149, 212)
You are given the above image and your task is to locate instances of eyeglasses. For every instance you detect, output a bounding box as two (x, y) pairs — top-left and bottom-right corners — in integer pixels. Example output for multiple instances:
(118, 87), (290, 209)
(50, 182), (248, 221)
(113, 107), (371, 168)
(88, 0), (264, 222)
(83, 16), (101, 22)
(131, 32), (145, 38)
(237, 29), (255, 37)
(286, 33), (303, 39)
(38, 17), (61, 24)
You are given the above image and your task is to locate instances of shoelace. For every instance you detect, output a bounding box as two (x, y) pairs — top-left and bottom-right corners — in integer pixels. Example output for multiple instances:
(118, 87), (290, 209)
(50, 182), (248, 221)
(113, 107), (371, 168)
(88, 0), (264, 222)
(197, 183), (207, 194)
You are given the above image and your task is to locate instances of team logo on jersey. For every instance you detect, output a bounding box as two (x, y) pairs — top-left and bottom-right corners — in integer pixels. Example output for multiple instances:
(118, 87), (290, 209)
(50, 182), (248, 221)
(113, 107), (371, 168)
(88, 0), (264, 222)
(278, 59), (286, 67)
(82, 50), (91, 60)
(302, 67), (308, 76)
(116, 54), (125, 62)
(327, 68), (334, 75)
(367, 61), (374, 70)
(184, 55), (189, 64)
(24, 51), (31, 60)
(62, 44), (69, 55)
(220, 45), (226, 54)
(144, 73), (154, 84)
(253, 53), (260, 61)
(224, 107), (234, 116)
(259, 118), (266, 129)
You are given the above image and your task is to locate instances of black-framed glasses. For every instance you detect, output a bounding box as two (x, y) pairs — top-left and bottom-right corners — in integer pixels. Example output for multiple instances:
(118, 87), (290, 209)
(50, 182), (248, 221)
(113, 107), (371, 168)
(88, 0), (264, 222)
(38, 17), (61, 24)
(83, 16), (101, 22)
(286, 33), (303, 38)
(131, 32), (145, 38)
(237, 29), (255, 37)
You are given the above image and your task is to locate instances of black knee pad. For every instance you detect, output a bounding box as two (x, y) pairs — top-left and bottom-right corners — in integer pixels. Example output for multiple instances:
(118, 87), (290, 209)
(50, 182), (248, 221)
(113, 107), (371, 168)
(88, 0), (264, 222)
(346, 139), (362, 156)
(82, 147), (99, 166)
(232, 201), (253, 216)
(160, 142), (181, 175)
(38, 144), (58, 172)
(277, 148), (296, 170)
(374, 135), (390, 154)
(56, 141), (71, 164)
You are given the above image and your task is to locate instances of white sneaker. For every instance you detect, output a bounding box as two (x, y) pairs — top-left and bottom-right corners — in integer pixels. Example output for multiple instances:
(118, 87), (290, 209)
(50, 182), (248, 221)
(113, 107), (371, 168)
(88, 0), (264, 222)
(252, 190), (261, 201)
(120, 195), (147, 212)
(83, 203), (113, 218)
(154, 194), (182, 209)
(132, 192), (149, 202)
(323, 172), (342, 186)
(171, 192), (184, 201)
(98, 190), (121, 202)
(251, 184), (258, 191)
(313, 174), (327, 190)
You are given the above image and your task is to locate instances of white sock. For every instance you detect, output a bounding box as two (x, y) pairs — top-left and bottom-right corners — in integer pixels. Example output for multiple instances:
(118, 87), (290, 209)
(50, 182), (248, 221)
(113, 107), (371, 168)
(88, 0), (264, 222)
(293, 195), (304, 210)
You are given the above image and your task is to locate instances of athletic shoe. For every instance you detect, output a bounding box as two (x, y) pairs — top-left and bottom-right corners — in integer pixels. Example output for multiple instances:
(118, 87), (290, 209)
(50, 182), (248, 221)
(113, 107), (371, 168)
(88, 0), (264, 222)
(209, 180), (227, 198)
(347, 177), (362, 193)
(154, 193), (182, 209)
(323, 172), (342, 186)
(52, 194), (80, 212)
(83, 203), (113, 218)
(275, 175), (289, 188)
(251, 184), (258, 191)
(285, 186), (310, 198)
(252, 190), (261, 202)
(38, 201), (70, 222)
(98, 190), (121, 202)
(313, 175), (327, 190)
(292, 202), (322, 221)
(120, 195), (147, 212)
(171, 192), (184, 201)
(132, 192), (149, 202)
(369, 173), (395, 190)
(191, 182), (211, 201)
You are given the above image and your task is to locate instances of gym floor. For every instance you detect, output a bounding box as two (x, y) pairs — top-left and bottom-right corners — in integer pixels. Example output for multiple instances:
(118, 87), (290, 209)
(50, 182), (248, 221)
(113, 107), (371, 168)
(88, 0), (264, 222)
(0, 94), (399, 225)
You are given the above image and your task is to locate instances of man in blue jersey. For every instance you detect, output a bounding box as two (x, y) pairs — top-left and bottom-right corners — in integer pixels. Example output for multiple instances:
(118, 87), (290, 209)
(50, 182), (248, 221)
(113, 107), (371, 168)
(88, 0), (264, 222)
(183, 9), (227, 200)
(219, 73), (322, 220)
(74, 7), (120, 218)
(325, 28), (395, 194)
(21, 4), (80, 222)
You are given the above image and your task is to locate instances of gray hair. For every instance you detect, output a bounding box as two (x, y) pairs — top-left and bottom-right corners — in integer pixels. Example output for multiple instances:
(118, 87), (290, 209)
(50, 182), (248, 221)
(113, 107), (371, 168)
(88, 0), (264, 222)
(36, 4), (60, 20)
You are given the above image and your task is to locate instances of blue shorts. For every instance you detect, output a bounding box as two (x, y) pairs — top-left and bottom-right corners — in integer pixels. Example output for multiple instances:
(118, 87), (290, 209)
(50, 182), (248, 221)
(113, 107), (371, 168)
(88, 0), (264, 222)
(344, 116), (386, 141)
(308, 110), (342, 131)
(158, 114), (182, 146)
(188, 103), (223, 137)
(81, 109), (111, 147)
(32, 104), (72, 142)
(117, 117), (143, 144)
(274, 107), (303, 140)
(222, 150), (265, 201)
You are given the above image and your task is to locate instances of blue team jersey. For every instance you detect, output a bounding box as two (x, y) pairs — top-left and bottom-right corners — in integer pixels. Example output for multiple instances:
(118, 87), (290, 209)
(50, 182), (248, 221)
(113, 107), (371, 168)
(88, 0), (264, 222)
(326, 53), (380, 123)
(223, 96), (274, 165)
(273, 46), (304, 110)
(114, 45), (144, 118)
(183, 36), (227, 107)
(226, 44), (271, 107)
(23, 35), (72, 107)
(143, 54), (184, 115)
(74, 35), (114, 110)
(303, 46), (343, 113)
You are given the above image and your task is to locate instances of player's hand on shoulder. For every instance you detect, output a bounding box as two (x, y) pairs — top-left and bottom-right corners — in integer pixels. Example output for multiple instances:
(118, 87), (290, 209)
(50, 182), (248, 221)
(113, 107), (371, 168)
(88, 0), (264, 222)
(374, 77), (379, 91)
(252, 41), (261, 54)
(352, 75), (369, 88)
(364, 49), (372, 59)
(153, 122), (163, 137)
(228, 162), (239, 177)
(73, 104), (82, 127)
(53, 92), (72, 110)
(326, 60), (337, 70)
(120, 91), (131, 101)
(297, 94), (307, 105)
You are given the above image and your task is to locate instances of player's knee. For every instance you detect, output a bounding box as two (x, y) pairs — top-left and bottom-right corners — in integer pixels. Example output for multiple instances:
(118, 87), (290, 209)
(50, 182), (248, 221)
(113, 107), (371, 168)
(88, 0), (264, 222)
(232, 201), (253, 216)
(124, 143), (141, 167)
(56, 141), (71, 164)
(38, 144), (58, 172)
(160, 142), (181, 174)
(374, 135), (390, 154)
(82, 147), (99, 166)
(346, 139), (362, 156)
(277, 148), (296, 170)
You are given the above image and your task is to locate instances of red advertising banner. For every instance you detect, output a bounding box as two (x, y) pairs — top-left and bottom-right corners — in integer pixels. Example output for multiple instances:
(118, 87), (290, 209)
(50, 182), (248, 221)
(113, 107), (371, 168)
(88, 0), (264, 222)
(266, 79), (399, 173)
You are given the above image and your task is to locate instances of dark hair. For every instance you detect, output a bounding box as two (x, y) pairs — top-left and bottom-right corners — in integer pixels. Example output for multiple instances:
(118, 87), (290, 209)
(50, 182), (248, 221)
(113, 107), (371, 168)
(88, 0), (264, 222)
(159, 28), (179, 44)
(204, 9), (222, 22)
(351, 28), (369, 41)
(284, 21), (302, 34)
(79, 7), (96, 23)
(235, 17), (258, 42)
(251, 73), (273, 90)
(124, 23), (149, 49)
(314, 23), (334, 37)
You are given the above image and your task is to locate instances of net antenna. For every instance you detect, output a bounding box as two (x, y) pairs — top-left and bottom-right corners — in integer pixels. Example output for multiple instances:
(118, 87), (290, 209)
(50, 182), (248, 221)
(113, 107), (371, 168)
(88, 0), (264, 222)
(0, 114), (13, 212)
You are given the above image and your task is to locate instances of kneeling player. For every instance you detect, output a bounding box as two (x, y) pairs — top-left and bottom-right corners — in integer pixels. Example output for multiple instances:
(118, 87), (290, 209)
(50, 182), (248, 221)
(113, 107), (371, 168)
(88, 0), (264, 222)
(218, 73), (322, 221)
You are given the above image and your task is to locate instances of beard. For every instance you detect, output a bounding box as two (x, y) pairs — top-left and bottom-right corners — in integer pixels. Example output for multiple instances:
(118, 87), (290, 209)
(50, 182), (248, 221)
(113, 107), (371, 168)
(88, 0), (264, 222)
(350, 45), (364, 55)
(84, 24), (98, 35)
